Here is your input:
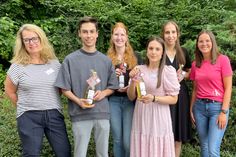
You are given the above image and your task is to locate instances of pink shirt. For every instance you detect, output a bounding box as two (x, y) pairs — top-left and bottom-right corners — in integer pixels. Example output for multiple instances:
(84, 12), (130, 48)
(190, 54), (232, 102)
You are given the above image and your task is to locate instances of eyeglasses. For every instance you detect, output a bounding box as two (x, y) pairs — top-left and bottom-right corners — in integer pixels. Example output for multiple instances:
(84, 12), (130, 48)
(22, 37), (40, 44)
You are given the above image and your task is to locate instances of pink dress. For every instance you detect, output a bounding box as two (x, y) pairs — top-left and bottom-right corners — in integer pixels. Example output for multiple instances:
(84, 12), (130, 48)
(130, 65), (180, 157)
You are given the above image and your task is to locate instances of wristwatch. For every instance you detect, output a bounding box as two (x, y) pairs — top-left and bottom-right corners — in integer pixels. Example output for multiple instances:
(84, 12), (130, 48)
(221, 109), (228, 114)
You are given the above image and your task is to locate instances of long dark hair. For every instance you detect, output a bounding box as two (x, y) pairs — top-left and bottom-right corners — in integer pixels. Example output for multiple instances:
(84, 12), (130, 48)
(161, 20), (186, 65)
(195, 30), (220, 68)
(145, 36), (166, 88)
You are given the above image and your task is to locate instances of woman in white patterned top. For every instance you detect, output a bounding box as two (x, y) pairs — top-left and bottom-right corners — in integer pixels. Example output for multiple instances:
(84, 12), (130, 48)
(4, 24), (71, 157)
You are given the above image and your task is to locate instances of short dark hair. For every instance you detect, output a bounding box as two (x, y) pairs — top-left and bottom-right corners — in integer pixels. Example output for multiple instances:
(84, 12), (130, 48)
(77, 16), (98, 31)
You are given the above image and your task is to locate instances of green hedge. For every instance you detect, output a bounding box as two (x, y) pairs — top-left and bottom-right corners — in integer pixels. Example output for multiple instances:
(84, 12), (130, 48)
(0, 0), (236, 62)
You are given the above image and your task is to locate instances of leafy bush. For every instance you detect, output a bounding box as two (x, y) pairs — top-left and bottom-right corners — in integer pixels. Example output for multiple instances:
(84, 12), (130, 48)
(0, 66), (6, 90)
(0, 17), (17, 60)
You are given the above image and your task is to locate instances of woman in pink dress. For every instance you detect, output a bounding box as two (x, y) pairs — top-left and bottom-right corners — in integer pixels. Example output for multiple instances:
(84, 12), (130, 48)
(127, 36), (180, 157)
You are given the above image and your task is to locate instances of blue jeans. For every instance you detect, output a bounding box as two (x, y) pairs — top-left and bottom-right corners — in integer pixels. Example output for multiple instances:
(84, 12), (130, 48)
(72, 119), (110, 157)
(193, 99), (229, 157)
(17, 109), (71, 157)
(109, 95), (134, 157)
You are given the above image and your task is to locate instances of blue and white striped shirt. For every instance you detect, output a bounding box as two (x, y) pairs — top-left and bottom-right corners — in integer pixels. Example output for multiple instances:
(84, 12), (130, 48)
(7, 60), (62, 118)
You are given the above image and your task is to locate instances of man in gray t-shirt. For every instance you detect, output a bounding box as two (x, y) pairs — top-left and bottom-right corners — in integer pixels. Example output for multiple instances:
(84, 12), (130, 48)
(54, 17), (118, 157)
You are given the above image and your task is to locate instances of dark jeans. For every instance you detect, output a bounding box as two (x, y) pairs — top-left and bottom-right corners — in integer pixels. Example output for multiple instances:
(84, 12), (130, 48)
(17, 109), (71, 157)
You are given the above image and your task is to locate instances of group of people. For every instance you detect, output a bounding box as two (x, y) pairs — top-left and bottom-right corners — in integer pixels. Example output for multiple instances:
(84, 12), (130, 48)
(4, 16), (232, 157)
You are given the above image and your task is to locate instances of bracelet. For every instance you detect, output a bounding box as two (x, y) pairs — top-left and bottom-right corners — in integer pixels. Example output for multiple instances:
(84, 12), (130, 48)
(155, 96), (158, 102)
(221, 109), (228, 114)
(152, 95), (155, 102)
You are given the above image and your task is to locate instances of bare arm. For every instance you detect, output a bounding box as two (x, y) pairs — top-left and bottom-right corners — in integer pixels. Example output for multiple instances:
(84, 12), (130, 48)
(217, 75), (232, 129)
(4, 76), (18, 106)
(221, 76), (232, 110)
(94, 88), (114, 101)
(190, 81), (197, 124)
(154, 95), (178, 105)
(141, 94), (177, 105)
(103, 88), (114, 97)
(127, 67), (140, 101)
(127, 79), (137, 101)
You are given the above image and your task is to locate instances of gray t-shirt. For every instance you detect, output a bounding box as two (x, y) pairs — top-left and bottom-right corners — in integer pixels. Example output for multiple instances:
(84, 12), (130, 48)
(7, 60), (62, 118)
(54, 49), (118, 122)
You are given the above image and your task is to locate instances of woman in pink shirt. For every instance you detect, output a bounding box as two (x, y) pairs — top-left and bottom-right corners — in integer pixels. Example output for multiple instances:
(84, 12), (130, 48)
(190, 30), (232, 157)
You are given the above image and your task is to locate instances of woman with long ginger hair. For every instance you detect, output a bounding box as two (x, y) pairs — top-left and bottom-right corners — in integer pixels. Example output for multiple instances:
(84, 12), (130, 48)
(107, 22), (139, 157)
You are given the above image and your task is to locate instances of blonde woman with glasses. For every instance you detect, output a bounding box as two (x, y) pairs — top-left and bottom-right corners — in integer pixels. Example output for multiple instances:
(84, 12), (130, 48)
(4, 24), (71, 157)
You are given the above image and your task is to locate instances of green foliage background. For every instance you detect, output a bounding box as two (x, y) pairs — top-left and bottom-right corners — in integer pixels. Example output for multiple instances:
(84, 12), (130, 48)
(0, 0), (236, 156)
